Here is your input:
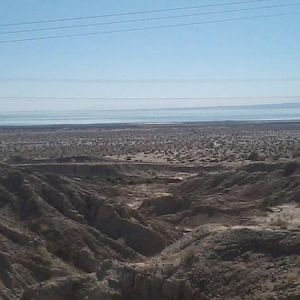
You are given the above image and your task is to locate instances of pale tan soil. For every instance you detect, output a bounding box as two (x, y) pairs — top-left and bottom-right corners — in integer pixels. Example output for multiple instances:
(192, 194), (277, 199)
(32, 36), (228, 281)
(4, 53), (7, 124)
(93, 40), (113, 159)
(256, 203), (300, 229)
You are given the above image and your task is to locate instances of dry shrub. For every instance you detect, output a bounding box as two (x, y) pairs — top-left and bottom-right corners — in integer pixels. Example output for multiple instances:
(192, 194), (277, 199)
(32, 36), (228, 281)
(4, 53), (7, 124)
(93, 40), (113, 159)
(270, 216), (288, 228)
(182, 248), (196, 267)
(295, 256), (300, 268)
(287, 272), (298, 284)
(248, 151), (260, 161)
(284, 161), (298, 176)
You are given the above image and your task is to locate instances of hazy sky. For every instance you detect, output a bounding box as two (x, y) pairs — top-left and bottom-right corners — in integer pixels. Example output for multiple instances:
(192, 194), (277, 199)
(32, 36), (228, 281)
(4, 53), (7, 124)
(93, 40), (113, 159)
(0, 0), (300, 111)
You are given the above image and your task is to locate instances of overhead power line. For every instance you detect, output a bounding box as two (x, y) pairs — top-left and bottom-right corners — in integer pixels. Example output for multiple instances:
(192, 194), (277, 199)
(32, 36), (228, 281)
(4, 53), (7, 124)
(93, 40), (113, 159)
(1, 78), (300, 83)
(0, 2), (297, 35)
(0, 0), (282, 27)
(0, 11), (298, 45)
(0, 96), (299, 101)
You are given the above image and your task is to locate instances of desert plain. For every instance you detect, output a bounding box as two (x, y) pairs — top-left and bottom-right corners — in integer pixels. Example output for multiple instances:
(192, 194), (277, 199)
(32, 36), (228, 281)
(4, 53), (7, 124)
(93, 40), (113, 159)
(1, 122), (300, 299)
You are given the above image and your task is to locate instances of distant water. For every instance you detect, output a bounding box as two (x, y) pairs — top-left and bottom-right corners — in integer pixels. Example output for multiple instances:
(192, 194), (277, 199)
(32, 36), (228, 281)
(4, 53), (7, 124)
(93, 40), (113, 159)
(1, 104), (300, 126)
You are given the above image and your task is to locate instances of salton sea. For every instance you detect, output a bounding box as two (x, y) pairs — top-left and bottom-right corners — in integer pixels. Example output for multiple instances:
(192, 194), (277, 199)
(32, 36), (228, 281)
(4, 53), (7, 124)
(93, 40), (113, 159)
(1, 103), (300, 126)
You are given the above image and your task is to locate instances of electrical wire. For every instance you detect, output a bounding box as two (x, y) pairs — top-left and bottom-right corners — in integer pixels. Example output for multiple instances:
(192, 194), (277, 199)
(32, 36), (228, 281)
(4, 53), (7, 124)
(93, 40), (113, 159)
(0, 11), (298, 44)
(0, 2), (297, 35)
(0, 0), (284, 27)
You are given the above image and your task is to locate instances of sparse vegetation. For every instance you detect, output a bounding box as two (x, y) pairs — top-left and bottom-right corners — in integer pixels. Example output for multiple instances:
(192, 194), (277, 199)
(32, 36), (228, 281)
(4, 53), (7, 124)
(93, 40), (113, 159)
(270, 216), (288, 228)
(1, 123), (300, 299)
(182, 248), (196, 267)
(248, 151), (260, 161)
(284, 161), (298, 176)
(287, 272), (298, 284)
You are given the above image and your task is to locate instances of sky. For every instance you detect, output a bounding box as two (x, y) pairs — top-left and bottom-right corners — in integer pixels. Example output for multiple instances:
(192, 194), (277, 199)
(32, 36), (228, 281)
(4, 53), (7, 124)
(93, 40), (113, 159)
(0, 0), (300, 111)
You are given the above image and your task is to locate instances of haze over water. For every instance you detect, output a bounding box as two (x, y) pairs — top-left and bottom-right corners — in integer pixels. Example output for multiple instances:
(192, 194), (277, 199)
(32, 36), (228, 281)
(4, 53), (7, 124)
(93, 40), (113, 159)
(1, 103), (300, 126)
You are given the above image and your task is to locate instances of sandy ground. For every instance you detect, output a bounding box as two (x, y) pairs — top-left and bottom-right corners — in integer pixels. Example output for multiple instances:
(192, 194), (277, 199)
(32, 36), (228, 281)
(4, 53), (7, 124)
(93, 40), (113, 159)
(256, 204), (300, 229)
(1, 122), (300, 166)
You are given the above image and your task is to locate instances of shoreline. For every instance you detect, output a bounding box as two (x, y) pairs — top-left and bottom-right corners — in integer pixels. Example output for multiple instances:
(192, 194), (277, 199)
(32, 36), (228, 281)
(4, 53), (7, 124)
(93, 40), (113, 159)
(1, 119), (300, 130)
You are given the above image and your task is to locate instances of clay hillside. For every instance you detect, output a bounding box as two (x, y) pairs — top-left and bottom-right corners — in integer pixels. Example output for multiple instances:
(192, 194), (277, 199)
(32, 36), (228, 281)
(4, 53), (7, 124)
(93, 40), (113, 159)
(1, 123), (300, 299)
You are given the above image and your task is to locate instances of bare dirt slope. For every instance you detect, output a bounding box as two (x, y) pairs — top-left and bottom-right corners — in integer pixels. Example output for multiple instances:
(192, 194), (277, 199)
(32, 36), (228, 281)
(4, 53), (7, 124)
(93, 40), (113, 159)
(1, 123), (300, 299)
(0, 164), (178, 299)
